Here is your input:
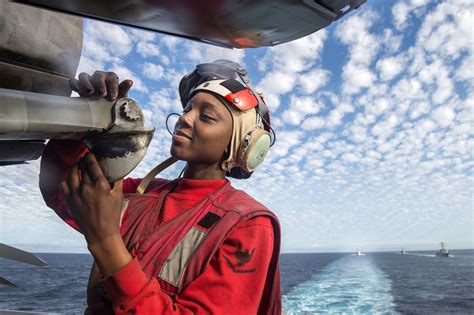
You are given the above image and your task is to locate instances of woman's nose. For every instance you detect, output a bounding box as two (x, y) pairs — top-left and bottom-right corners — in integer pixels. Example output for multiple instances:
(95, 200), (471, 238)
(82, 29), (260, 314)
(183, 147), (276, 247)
(178, 110), (193, 128)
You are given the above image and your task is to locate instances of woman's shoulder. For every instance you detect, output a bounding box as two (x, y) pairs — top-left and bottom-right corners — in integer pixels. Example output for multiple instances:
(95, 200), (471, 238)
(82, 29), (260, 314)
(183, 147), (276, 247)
(236, 215), (274, 230)
(214, 184), (265, 208)
(213, 184), (279, 222)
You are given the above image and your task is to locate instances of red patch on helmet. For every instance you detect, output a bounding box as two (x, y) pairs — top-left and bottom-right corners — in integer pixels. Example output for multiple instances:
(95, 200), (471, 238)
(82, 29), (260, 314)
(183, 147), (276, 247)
(224, 90), (258, 111)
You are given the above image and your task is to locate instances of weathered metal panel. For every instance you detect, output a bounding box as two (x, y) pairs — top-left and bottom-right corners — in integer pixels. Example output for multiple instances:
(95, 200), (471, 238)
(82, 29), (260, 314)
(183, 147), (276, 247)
(0, 0), (83, 95)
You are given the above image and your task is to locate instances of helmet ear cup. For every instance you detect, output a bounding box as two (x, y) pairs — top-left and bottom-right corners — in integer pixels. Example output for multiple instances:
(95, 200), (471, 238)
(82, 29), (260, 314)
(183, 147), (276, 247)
(239, 127), (271, 172)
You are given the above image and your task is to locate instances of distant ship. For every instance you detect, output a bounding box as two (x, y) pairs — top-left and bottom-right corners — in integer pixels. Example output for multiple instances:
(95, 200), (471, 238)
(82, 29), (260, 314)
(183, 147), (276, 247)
(401, 248), (407, 255)
(436, 242), (451, 257)
(356, 248), (366, 256)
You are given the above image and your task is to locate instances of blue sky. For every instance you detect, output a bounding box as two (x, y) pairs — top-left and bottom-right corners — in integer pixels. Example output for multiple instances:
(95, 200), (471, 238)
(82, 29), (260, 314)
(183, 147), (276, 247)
(0, 0), (472, 253)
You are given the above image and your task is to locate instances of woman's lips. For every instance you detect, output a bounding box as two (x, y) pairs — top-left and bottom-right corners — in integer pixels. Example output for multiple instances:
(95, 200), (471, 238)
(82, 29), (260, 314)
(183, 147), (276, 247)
(173, 129), (192, 141)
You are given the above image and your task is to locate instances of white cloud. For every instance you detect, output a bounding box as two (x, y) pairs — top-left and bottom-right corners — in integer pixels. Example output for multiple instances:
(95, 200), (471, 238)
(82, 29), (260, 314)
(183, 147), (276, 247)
(340, 152), (361, 163)
(283, 95), (322, 126)
(142, 62), (164, 80)
(184, 41), (245, 65)
(392, 78), (424, 101)
(148, 88), (182, 115)
(82, 40), (111, 62)
(260, 31), (327, 73)
(392, 0), (430, 31)
(392, 2), (410, 30)
(263, 93), (281, 112)
(381, 29), (403, 53)
(376, 56), (405, 81)
(366, 97), (391, 116)
(432, 106), (455, 127)
(297, 69), (330, 94)
(372, 114), (399, 138)
(259, 71), (298, 98)
(456, 53), (474, 82)
(136, 41), (161, 58)
(270, 130), (304, 158)
(326, 103), (354, 128)
(335, 10), (380, 95)
(343, 64), (376, 94)
(420, 3), (473, 59)
(110, 63), (148, 93)
(301, 116), (326, 130)
(128, 28), (156, 42)
(76, 56), (105, 77)
(77, 19), (134, 78)
(335, 10), (379, 66)
(85, 21), (133, 56)
(160, 36), (181, 49)
(256, 31), (328, 110)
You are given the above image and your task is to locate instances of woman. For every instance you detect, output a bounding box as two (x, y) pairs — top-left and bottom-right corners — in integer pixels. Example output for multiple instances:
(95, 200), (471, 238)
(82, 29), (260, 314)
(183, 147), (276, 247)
(39, 60), (281, 314)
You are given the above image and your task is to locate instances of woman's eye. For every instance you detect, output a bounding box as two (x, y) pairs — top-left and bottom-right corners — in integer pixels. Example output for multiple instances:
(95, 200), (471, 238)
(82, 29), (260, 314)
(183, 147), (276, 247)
(200, 113), (213, 121)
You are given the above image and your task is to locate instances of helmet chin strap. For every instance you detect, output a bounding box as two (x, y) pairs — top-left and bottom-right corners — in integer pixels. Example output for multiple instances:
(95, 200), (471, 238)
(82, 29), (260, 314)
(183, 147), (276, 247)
(136, 157), (178, 194)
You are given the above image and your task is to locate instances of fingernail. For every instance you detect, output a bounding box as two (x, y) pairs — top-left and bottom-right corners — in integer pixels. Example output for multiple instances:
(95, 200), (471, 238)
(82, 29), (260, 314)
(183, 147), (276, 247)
(99, 88), (106, 96)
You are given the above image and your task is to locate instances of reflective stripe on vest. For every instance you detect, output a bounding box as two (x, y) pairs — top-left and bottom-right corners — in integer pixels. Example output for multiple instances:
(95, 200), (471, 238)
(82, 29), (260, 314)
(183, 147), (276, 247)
(159, 227), (208, 287)
(158, 211), (223, 286)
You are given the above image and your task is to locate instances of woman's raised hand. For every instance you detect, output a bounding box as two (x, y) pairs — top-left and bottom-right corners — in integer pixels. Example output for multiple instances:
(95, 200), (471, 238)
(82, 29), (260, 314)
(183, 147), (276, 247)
(59, 152), (133, 276)
(69, 71), (133, 101)
(59, 152), (124, 247)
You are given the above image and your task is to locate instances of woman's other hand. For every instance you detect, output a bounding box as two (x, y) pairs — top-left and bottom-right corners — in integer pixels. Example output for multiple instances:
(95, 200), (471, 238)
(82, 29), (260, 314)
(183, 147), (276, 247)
(59, 152), (124, 246)
(69, 70), (133, 101)
(59, 152), (132, 276)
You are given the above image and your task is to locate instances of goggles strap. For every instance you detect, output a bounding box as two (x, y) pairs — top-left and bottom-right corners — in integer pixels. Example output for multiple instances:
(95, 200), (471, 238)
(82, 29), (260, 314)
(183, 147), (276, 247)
(236, 71), (269, 119)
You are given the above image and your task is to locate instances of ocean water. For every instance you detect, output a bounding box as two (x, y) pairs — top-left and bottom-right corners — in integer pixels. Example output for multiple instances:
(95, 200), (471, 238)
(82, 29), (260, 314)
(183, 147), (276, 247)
(0, 250), (473, 314)
(281, 250), (474, 314)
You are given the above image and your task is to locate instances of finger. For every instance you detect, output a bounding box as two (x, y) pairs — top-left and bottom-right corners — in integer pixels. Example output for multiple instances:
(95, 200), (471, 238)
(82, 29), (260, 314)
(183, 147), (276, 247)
(118, 80), (133, 98)
(59, 180), (71, 197)
(78, 72), (94, 96)
(105, 72), (120, 100)
(111, 179), (123, 194)
(83, 153), (107, 184)
(67, 165), (81, 193)
(69, 78), (80, 93)
(78, 158), (93, 185)
(91, 71), (107, 97)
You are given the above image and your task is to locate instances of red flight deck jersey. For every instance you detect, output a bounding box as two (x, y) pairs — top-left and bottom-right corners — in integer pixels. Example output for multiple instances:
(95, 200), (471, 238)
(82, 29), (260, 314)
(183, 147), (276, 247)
(39, 140), (282, 314)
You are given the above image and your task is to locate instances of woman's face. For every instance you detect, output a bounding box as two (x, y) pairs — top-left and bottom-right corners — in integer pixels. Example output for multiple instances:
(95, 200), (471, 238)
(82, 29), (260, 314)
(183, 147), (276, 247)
(170, 92), (233, 166)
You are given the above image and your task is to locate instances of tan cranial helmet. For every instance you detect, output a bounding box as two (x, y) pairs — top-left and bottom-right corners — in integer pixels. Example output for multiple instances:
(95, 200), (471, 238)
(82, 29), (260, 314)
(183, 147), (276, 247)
(179, 60), (274, 179)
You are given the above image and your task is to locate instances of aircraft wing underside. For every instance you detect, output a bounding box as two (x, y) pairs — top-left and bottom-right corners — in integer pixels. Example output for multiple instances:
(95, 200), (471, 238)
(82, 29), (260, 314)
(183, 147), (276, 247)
(16, 0), (366, 48)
